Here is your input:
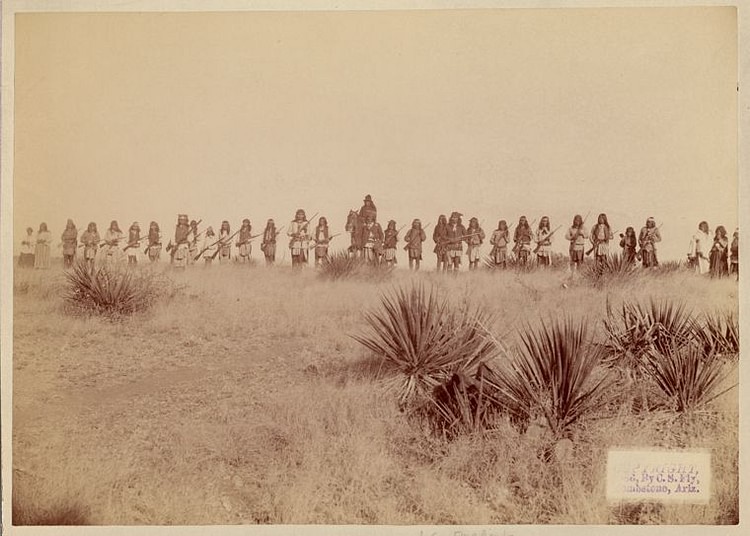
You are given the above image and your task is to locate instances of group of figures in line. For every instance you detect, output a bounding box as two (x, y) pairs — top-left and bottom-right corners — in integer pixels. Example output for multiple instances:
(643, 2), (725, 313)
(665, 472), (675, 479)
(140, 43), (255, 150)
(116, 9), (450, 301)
(18, 195), (739, 279)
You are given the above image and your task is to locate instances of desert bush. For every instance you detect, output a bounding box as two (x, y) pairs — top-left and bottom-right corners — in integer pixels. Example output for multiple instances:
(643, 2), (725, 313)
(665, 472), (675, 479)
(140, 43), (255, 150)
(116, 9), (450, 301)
(63, 260), (174, 317)
(352, 282), (497, 408)
(641, 341), (735, 413)
(483, 316), (614, 441)
(580, 253), (637, 288)
(319, 250), (394, 282)
(653, 260), (684, 274)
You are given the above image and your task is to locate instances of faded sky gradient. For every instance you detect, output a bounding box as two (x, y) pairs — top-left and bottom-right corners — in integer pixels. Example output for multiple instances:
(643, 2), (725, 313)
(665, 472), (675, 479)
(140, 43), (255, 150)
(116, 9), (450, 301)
(13, 8), (737, 262)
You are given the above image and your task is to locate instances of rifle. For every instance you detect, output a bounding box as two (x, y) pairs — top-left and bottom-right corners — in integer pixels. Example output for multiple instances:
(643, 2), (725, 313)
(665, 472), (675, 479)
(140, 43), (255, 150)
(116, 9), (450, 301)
(235, 232), (263, 247)
(211, 229), (241, 260)
(195, 229), (240, 261)
(532, 225), (562, 255)
(308, 233), (341, 250)
(636, 223), (663, 259)
(143, 241), (162, 255)
(586, 228), (619, 256)
(439, 231), (482, 246)
(289, 213), (318, 241)
(122, 239), (142, 252)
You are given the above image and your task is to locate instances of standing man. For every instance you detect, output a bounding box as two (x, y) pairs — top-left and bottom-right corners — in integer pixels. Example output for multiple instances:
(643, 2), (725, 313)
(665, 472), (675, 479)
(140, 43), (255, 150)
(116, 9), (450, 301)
(80, 222), (99, 269)
(61, 219), (78, 268)
(465, 217), (485, 271)
(433, 214), (448, 272)
(589, 213), (613, 269)
(360, 213), (384, 264)
(236, 219), (253, 265)
(404, 218), (426, 271)
(187, 219), (200, 266)
(103, 220), (124, 267)
(218, 221), (232, 264)
(314, 216), (332, 267)
(534, 216), (553, 268)
(382, 220), (398, 267)
(125, 222), (141, 265)
(730, 229), (739, 280)
(513, 216), (533, 267)
(261, 219), (278, 266)
(288, 209), (311, 268)
(638, 217), (661, 268)
(565, 215), (587, 273)
(146, 221), (162, 263)
(173, 214), (191, 270)
(19, 227), (36, 268)
(687, 221), (710, 274)
(445, 212), (466, 272)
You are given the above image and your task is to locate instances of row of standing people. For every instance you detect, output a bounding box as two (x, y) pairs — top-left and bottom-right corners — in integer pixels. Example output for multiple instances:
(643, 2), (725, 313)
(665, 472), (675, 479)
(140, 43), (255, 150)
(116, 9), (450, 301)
(18, 212), (738, 278)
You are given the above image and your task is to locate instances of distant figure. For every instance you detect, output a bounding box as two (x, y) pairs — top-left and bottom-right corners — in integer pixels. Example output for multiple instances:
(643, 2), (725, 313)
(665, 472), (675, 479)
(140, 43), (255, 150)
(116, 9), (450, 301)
(638, 217), (661, 268)
(218, 221), (232, 264)
(360, 213), (384, 264)
(201, 226), (217, 266)
(404, 219), (427, 271)
(80, 222), (100, 269)
(236, 219), (253, 265)
(490, 220), (510, 269)
(188, 220), (200, 266)
(172, 214), (191, 269)
(61, 219), (78, 268)
(687, 221), (710, 274)
(619, 227), (638, 266)
(445, 212), (466, 272)
(709, 226), (729, 278)
(534, 216), (553, 268)
(33, 223), (52, 269)
(465, 217), (485, 271)
(589, 213), (613, 268)
(261, 219), (278, 266)
(433, 214), (448, 272)
(358, 194), (378, 222)
(19, 227), (35, 268)
(382, 220), (398, 267)
(288, 209), (311, 268)
(314, 217), (332, 267)
(565, 215), (587, 272)
(146, 221), (162, 263)
(513, 216), (533, 266)
(125, 222), (141, 265)
(261, 219), (278, 265)
(730, 229), (738, 280)
(103, 220), (124, 266)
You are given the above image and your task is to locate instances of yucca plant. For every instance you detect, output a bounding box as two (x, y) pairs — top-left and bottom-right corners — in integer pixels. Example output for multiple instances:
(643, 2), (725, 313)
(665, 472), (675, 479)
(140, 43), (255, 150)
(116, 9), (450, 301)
(482, 316), (613, 441)
(581, 253), (637, 288)
(351, 282), (497, 408)
(426, 369), (500, 439)
(696, 311), (740, 358)
(318, 250), (394, 282)
(64, 259), (166, 316)
(641, 340), (736, 413)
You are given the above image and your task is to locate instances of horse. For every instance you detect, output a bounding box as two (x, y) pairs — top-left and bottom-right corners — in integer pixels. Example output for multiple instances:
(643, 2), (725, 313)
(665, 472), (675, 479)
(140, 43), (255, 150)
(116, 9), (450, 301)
(345, 209), (363, 257)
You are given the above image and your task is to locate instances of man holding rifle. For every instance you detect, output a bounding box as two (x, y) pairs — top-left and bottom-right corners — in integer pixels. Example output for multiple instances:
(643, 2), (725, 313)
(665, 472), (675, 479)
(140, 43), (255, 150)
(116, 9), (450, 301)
(288, 209), (312, 268)
(172, 214), (191, 269)
(533, 216), (555, 268)
(565, 214), (588, 272)
(445, 212), (467, 272)
(638, 217), (661, 268)
(236, 219), (254, 265)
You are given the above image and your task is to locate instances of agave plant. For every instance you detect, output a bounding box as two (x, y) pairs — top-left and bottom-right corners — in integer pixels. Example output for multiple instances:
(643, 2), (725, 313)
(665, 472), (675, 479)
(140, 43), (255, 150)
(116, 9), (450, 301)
(641, 340), (736, 413)
(581, 253), (637, 288)
(427, 368), (500, 438)
(483, 316), (613, 441)
(351, 283), (497, 408)
(318, 250), (394, 282)
(696, 311), (740, 358)
(64, 259), (167, 316)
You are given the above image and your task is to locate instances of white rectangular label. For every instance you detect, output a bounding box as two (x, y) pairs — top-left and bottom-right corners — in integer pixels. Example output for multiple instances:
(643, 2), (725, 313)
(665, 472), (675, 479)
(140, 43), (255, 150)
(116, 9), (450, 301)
(606, 449), (711, 503)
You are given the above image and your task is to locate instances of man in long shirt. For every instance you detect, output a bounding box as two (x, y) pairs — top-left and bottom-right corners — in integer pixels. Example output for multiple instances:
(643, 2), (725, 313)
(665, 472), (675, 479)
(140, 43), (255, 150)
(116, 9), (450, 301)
(404, 219), (427, 271)
(565, 215), (588, 272)
(288, 209), (311, 268)
(638, 217), (661, 268)
(360, 213), (384, 264)
(687, 221), (710, 274)
(173, 214), (191, 269)
(444, 212), (466, 272)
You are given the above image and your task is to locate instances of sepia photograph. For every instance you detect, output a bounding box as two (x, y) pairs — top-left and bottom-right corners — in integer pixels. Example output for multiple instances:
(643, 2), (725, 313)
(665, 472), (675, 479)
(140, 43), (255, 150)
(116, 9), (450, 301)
(1, 0), (745, 533)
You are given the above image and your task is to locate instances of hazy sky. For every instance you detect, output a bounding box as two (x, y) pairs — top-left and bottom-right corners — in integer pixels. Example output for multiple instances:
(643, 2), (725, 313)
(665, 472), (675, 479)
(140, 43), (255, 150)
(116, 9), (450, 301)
(13, 8), (737, 261)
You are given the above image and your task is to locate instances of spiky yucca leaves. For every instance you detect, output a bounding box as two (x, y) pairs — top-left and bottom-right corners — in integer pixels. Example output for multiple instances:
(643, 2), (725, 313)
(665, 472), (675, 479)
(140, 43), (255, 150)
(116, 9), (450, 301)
(351, 283), (497, 408)
(483, 317), (613, 441)
(64, 260), (167, 316)
(581, 253), (637, 287)
(426, 368), (500, 439)
(697, 311), (740, 358)
(602, 298), (702, 369)
(318, 250), (394, 282)
(642, 341), (736, 413)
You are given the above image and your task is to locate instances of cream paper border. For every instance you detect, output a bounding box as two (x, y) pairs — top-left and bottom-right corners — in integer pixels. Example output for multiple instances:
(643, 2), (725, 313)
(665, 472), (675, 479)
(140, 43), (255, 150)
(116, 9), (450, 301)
(1, 0), (747, 535)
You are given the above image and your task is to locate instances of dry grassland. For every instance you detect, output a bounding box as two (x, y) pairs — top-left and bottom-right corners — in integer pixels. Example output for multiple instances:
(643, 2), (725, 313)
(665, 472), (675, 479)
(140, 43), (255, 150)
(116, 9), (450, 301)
(11, 263), (739, 525)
